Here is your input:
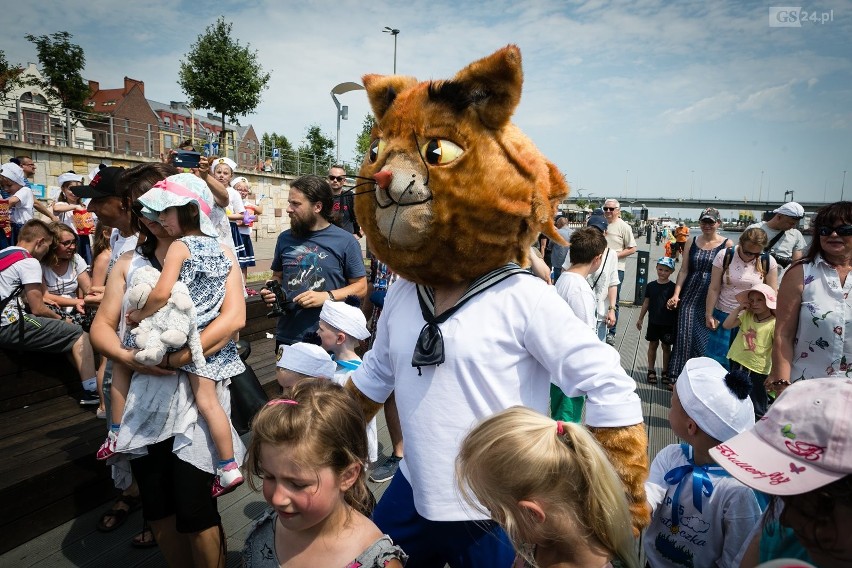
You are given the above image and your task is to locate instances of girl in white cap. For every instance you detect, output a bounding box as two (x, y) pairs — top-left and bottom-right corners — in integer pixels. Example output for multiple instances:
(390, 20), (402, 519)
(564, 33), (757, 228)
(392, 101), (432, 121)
(99, 173), (246, 497)
(644, 357), (762, 568)
(52, 171), (95, 264)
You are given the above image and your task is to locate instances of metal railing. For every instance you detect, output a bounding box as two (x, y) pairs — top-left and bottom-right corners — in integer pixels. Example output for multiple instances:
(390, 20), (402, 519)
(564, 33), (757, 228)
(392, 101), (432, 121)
(0, 98), (363, 176)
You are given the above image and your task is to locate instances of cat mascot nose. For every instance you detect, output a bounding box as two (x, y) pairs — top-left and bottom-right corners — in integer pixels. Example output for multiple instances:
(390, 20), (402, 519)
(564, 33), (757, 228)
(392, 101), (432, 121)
(374, 169), (393, 190)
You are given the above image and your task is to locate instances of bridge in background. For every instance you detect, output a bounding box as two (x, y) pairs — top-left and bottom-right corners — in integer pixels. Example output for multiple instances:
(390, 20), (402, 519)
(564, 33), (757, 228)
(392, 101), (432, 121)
(576, 196), (828, 215)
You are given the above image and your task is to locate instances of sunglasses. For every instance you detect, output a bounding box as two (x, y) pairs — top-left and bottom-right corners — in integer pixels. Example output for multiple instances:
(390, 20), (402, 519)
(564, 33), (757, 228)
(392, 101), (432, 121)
(817, 225), (852, 237)
(602, 207), (617, 211)
(327, 175), (346, 182)
(58, 239), (77, 247)
(739, 249), (762, 258)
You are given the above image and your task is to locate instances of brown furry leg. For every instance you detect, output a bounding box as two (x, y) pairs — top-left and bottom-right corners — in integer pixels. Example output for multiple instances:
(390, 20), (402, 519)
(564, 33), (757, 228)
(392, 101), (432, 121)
(344, 379), (384, 422)
(588, 423), (651, 537)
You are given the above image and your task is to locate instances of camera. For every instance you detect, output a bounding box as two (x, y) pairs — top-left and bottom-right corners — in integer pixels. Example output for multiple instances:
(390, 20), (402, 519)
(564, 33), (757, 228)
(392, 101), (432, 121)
(172, 150), (201, 169)
(265, 280), (288, 318)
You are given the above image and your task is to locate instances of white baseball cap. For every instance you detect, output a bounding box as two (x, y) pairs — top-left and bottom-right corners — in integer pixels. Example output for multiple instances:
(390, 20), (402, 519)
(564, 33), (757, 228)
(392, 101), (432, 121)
(772, 202), (804, 219)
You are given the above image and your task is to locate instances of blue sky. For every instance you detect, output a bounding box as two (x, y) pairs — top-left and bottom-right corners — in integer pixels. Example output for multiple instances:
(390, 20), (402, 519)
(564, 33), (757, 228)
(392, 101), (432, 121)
(2, 0), (850, 219)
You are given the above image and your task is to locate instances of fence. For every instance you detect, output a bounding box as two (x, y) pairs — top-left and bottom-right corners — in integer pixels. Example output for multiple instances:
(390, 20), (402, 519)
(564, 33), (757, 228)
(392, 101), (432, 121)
(0, 98), (361, 176)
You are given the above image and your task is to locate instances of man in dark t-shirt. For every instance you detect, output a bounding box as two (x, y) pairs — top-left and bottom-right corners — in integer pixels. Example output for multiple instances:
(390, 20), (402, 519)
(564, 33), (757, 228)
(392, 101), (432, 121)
(328, 165), (361, 237)
(261, 175), (367, 347)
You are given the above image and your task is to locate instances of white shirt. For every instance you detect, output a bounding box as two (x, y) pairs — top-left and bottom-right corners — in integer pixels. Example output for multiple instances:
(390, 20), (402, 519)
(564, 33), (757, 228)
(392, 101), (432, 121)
(353, 276), (642, 521)
(747, 221), (806, 259)
(0, 248), (42, 326)
(644, 444), (763, 568)
(107, 229), (139, 275)
(10, 186), (33, 225)
(43, 254), (88, 298)
(555, 271), (596, 329)
(584, 248), (620, 321)
(605, 217), (636, 271)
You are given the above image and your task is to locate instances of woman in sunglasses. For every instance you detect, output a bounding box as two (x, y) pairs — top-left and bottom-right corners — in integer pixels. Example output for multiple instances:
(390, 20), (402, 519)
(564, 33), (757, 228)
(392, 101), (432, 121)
(769, 201), (852, 394)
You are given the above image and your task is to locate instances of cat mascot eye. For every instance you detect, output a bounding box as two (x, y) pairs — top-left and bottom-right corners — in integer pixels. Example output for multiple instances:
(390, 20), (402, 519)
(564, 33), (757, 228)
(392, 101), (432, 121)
(419, 139), (464, 165)
(368, 139), (387, 163)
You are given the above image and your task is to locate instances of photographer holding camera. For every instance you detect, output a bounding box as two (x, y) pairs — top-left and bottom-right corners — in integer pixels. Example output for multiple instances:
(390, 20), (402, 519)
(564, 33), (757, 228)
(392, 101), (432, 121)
(260, 175), (367, 349)
(748, 202), (807, 277)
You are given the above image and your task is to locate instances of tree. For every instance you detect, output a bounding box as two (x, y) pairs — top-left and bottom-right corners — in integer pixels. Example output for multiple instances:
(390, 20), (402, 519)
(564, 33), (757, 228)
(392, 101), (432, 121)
(0, 50), (23, 102)
(352, 114), (375, 168)
(260, 131), (293, 172)
(297, 124), (335, 174)
(179, 17), (271, 152)
(24, 32), (88, 113)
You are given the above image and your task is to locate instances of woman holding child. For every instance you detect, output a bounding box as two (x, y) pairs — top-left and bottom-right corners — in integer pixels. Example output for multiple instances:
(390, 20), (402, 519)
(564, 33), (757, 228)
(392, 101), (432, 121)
(90, 168), (246, 566)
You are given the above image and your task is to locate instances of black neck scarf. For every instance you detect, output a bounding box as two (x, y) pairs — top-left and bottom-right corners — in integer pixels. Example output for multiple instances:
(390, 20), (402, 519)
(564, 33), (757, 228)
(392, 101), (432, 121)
(412, 263), (529, 374)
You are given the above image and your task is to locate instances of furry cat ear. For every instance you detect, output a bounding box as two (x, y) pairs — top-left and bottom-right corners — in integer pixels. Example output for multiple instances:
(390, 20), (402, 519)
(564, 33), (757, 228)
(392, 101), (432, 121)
(444, 44), (523, 130)
(362, 74), (419, 121)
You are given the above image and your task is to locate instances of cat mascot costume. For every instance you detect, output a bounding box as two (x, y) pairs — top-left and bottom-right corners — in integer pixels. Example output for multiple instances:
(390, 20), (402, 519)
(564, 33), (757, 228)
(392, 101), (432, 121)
(348, 45), (649, 566)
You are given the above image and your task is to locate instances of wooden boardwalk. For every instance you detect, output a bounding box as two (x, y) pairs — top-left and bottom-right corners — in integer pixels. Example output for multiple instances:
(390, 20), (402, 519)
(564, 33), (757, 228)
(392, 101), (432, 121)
(1, 235), (679, 568)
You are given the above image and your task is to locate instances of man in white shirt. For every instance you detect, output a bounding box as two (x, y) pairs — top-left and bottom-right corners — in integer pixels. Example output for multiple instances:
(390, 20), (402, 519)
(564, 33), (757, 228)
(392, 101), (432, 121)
(602, 198), (636, 345)
(0, 219), (99, 404)
(747, 202), (806, 275)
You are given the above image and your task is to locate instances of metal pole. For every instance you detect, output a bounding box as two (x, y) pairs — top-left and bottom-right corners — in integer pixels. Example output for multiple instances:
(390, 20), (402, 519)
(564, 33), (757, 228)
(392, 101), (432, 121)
(843, 170), (847, 201)
(393, 33), (398, 74)
(66, 108), (73, 148)
(109, 116), (115, 153)
(15, 99), (23, 141)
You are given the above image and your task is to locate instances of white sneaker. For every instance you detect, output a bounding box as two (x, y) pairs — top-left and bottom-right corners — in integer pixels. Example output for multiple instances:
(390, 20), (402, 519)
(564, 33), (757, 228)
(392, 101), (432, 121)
(212, 462), (244, 498)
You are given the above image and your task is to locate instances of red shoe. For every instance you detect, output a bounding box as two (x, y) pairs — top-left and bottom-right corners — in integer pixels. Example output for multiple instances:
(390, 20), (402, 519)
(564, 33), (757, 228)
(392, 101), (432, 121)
(245, 287), (258, 296)
(212, 462), (244, 498)
(97, 430), (119, 460)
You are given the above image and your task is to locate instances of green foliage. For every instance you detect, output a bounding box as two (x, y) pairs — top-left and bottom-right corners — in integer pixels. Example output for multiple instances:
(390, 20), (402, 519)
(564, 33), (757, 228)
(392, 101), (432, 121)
(0, 50), (23, 101)
(178, 17), (271, 139)
(24, 32), (88, 112)
(352, 113), (375, 166)
(297, 124), (335, 172)
(261, 131), (293, 156)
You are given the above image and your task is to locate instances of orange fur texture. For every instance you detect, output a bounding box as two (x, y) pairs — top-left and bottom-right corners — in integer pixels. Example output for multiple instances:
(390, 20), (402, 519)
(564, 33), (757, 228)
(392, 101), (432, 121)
(588, 423), (652, 536)
(356, 45), (568, 286)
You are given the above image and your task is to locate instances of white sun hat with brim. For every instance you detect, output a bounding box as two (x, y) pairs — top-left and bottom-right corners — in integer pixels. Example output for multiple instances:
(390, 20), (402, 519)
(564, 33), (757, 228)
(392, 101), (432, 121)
(136, 173), (219, 238)
(709, 378), (852, 496)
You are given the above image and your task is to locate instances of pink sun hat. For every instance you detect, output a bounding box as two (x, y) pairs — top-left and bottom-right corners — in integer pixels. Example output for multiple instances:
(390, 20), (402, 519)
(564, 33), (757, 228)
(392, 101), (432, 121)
(709, 378), (852, 496)
(734, 283), (777, 310)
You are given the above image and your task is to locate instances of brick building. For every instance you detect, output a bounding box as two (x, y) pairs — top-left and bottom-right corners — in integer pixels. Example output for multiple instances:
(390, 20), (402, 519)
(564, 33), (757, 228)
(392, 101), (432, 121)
(83, 77), (161, 156)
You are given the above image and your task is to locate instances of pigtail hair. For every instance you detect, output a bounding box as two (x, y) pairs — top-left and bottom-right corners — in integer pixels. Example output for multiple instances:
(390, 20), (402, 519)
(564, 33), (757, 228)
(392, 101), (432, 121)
(456, 407), (639, 568)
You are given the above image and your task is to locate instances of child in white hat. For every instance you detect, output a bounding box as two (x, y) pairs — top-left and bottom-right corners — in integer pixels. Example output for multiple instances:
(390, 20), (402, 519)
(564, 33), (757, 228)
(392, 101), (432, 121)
(644, 357), (762, 568)
(317, 299), (377, 464)
(710, 378), (852, 568)
(722, 283), (777, 420)
(275, 342), (336, 388)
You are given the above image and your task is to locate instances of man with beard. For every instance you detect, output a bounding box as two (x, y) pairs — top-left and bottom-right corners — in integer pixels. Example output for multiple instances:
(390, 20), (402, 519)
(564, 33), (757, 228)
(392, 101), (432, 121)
(328, 164), (362, 237)
(261, 175), (367, 349)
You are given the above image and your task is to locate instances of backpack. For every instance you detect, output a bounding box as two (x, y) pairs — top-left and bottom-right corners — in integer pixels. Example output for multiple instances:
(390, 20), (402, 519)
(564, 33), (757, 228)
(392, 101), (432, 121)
(0, 248), (33, 341)
(721, 246), (770, 285)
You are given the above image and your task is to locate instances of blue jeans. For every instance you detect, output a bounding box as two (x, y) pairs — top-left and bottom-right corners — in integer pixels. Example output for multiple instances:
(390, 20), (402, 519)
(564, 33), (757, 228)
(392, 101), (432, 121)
(372, 472), (514, 567)
(609, 269), (624, 336)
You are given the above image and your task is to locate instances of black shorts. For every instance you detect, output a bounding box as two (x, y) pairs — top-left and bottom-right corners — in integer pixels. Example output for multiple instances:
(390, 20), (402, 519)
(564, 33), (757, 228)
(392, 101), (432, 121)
(129, 437), (220, 533)
(646, 323), (676, 345)
(674, 241), (686, 253)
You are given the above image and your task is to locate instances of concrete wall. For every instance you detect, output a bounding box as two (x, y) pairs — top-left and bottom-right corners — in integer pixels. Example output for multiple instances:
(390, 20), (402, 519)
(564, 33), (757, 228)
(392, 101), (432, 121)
(1, 139), (294, 241)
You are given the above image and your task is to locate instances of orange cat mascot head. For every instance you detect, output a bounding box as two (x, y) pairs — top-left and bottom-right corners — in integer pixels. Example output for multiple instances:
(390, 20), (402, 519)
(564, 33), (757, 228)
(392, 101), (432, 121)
(356, 45), (568, 286)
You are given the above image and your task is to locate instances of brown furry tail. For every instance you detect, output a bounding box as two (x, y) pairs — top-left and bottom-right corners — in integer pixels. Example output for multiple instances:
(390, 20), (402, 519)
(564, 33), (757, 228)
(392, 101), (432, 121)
(588, 423), (651, 537)
(344, 379), (384, 422)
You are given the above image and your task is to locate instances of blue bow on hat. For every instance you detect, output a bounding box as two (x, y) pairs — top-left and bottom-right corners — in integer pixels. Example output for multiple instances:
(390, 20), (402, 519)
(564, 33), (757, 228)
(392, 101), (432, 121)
(664, 444), (730, 532)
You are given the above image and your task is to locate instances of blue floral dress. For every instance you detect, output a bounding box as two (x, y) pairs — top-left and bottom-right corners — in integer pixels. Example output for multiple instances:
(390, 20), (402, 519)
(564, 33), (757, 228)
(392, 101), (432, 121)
(177, 235), (244, 380)
(791, 254), (852, 381)
(668, 236), (731, 378)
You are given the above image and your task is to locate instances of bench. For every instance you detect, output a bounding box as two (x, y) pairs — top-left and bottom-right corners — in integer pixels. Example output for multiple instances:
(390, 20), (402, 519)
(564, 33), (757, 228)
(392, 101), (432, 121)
(0, 291), (279, 554)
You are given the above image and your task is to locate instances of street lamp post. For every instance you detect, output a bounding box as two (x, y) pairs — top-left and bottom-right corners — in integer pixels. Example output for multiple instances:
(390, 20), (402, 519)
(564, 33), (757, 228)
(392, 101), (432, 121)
(330, 82), (366, 163)
(383, 27), (400, 73)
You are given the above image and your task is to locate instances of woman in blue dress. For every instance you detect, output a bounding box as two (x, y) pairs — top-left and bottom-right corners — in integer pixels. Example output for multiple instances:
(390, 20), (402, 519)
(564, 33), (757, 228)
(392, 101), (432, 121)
(666, 208), (731, 387)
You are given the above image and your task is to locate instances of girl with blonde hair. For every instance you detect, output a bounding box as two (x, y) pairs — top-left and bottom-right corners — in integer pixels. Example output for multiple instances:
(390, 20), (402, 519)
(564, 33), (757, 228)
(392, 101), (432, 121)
(456, 406), (638, 568)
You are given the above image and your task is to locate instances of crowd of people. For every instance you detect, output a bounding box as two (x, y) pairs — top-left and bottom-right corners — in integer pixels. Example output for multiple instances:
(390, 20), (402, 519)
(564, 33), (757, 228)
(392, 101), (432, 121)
(5, 152), (852, 568)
